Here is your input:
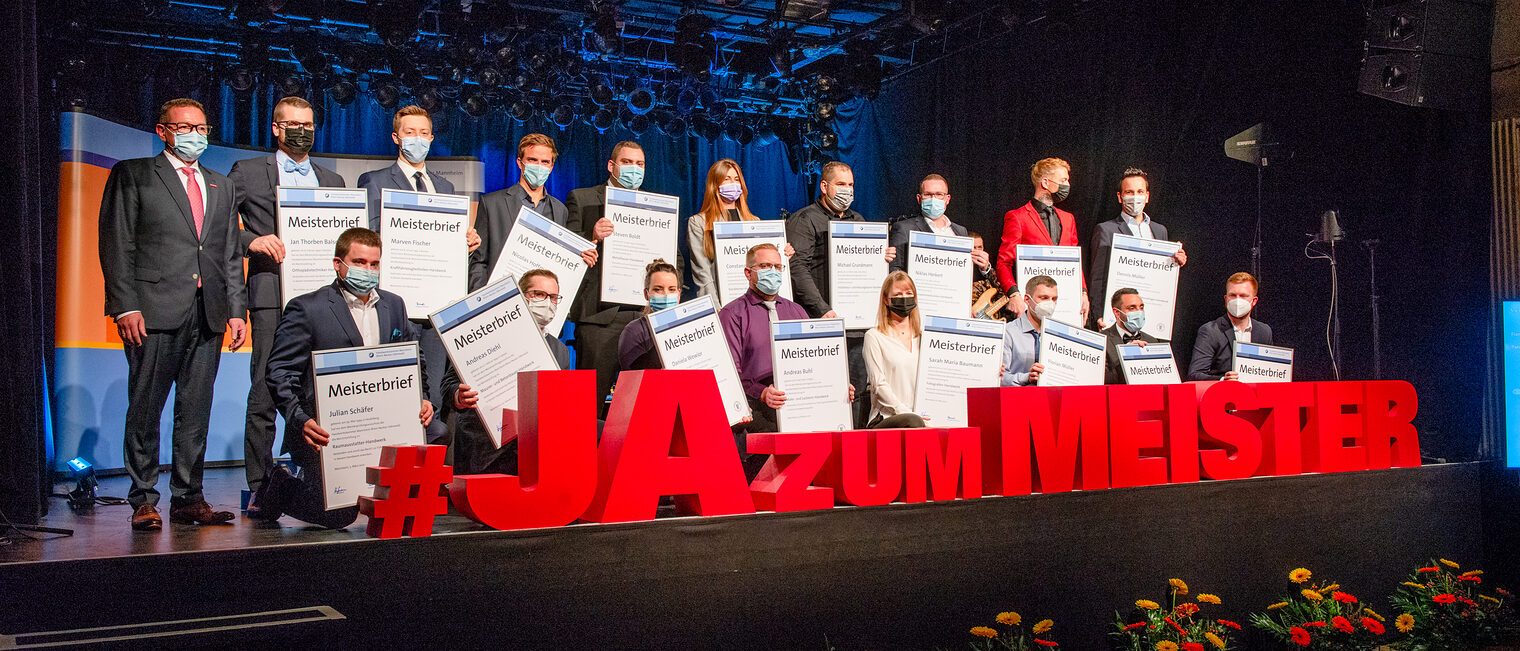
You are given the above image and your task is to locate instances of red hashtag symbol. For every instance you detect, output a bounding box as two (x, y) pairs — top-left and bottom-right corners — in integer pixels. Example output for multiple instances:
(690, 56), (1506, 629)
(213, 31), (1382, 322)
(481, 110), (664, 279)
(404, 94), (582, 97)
(358, 445), (453, 539)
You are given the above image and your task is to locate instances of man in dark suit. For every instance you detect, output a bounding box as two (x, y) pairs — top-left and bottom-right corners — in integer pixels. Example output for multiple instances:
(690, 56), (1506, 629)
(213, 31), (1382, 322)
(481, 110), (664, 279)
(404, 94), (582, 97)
(1100, 288), (1162, 384)
(469, 133), (592, 292)
(888, 174), (993, 280)
(98, 98), (247, 531)
(565, 141), (646, 416)
(444, 268), (571, 475)
(995, 157), (1087, 321)
(251, 227), (434, 529)
(227, 96), (346, 502)
(1188, 272), (1275, 381)
(1088, 168), (1187, 328)
(357, 105), (478, 445)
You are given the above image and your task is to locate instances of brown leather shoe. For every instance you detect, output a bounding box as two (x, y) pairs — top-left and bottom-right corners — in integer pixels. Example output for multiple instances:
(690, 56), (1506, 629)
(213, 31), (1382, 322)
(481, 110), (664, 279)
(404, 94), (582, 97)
(169, 500), (236, 525)
(130, 504), (162, 531)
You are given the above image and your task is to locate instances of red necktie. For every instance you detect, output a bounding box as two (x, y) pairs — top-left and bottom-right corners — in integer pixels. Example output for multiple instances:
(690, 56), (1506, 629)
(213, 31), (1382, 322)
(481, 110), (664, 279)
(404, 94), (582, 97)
(182, 166), (204, 238)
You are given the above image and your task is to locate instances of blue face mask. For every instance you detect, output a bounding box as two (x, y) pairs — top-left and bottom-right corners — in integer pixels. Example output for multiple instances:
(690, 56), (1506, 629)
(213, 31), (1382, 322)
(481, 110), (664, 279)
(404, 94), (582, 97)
(755, 268), (784, 296)
(648, 292), (678, 311)
(920, 197), (946, 219)
(170, 132), (208, 162)
(522, 162), (551, 188)
(340, 263), (380, 295)
(400, 136), (431, 164)
(1121, 309), (1146, 333)
(617, 164), (644, 190)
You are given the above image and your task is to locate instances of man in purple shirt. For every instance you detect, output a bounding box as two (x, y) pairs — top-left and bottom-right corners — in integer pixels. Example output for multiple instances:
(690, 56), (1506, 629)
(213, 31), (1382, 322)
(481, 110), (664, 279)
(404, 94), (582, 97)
(719, 243), (808, 441)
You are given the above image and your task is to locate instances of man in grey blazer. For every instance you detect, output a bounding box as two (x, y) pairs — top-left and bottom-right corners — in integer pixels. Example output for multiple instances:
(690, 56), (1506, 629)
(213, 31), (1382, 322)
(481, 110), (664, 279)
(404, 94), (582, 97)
(1188, 272), (1275, 381)
(1087, 168), (1187, 328)
(227, 96), (346, 501)
(98, 98), (246, 530)
(887, 174), (994, 280)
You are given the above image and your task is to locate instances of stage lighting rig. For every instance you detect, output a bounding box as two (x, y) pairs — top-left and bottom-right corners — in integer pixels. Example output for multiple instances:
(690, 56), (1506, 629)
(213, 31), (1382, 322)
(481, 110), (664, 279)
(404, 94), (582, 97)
(461, 93), (493, 117)
(477, 66), (503, 89)
(417, 87), (444, 113)
(811, 101), (835, 121)
(590, 107), (617, 132)
(328, 79), (359, 105)
(626, 87), (655, 114)
(586, 2), (622, 55)
(280, 74), (308, 98)
(624, 112), (651, 135)
(725, 121), (754, 145)
(674, 11), (718, 76)
(551, 102), (577, 129)
(508, 96), (536, 122)
(373, 82), (402, 108)
(589, 75), (616, 106)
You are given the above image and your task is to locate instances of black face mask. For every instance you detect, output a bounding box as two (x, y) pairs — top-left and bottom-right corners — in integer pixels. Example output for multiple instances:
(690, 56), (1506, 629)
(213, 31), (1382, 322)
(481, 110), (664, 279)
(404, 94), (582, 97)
(282, 126), (314, 154)
(1052, 182), (1071, 202)
(887, 296), (917, 317)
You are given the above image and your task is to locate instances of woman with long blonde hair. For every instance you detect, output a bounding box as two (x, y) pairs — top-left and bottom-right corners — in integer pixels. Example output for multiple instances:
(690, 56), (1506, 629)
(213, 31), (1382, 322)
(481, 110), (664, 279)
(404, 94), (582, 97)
(687, 159), (791, 299)
(863, 270), (928, 428)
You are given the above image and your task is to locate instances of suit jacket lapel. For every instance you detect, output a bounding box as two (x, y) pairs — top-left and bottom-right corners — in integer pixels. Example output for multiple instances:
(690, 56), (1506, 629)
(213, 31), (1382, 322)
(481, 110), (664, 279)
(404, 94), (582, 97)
(325, 286), (365, 347)
(1027, 204), (1053, 244)
(153, 155), (198, 238)
(264, 154), (279, 195)
(377, 297), (396, 343)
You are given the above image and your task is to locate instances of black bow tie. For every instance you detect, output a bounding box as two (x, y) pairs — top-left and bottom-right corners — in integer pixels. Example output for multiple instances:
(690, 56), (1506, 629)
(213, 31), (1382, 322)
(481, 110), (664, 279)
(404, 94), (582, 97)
(1123, 334), (1141, 343)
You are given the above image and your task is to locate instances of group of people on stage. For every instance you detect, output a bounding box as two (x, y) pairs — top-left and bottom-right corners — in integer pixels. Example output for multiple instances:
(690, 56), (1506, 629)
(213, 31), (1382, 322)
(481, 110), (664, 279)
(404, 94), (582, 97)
(99, 95), (1277, 532)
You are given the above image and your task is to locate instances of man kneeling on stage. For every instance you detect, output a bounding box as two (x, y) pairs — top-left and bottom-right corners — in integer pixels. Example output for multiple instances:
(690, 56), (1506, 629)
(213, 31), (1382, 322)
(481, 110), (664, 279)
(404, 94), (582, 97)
(252, 227), (434, 528)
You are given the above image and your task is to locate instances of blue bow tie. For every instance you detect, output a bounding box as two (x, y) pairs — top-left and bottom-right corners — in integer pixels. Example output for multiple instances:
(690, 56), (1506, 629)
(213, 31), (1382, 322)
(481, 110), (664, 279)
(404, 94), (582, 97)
(281, 159), (311, 176)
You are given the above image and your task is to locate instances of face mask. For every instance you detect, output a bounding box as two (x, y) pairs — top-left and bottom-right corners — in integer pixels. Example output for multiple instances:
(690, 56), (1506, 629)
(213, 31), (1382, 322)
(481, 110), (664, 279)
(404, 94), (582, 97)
(527, 297), (556, 329)
(717, 182), (743, 202)
(1120, 310), (1146, 333)
(522, 162), (551, 188)
(1227, 297), (1253, 318)
(281, 126), (314, 154)
(169, 132), (208, 162)
(340, 263), (379, 296)
(617, 164), (644, 190)
(400, 136), (431, 164)
(1122, 195), (1146, 216)
(827, 186), (854, 212)
(920, 197), (946, 219)
(755, 268), (784, 295)
(648, 292), (678, 311)
(1031, 299), (1057, 320)
(887, 296), (917, 318)
(1051, 181), (1071, 202)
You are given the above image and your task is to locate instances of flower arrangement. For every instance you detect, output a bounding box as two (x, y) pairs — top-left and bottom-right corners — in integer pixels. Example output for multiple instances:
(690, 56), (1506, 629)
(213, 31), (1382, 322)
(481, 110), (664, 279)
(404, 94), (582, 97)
(1249, 567), (1385, 649)
(1387, 558), (1519, 650)
(1112, 578), (1238, 650)
(968, 610), (1059, 649)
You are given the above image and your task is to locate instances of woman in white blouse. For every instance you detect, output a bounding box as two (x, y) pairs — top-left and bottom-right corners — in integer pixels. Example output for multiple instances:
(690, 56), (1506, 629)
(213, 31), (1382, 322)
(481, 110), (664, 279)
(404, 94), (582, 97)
(863, 270), (928, 429)
(687, 159), (791, 299)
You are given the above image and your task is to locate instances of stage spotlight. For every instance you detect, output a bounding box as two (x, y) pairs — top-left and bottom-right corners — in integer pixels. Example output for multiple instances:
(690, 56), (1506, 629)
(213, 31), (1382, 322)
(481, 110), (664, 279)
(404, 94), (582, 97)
(444, 66), (468, 87)
(551, 102), (577, 129)
(589, 76), (615, 106)
(673, 12), (717, 76)
(65, 457), (98, 512)
(175, 61), (210, 89)
(691, 112), (720, 140)
(586, 3), (621, 55)
(625, 112), (650, 135)
(328, 79), (358, 105)
(280, 74), (307, 98)
(508, 97), (536, 122)
(291, 38), (330, 76)
(626, 87), (654, 115)
(417, 87), (443, 113)
(659, 113), (687, 138)
(494, 45), (518, 69)
(373, 82), (401, 109)
(461, 93), (492, 117)
(675, 87), (699, 114)
(591, 107), (617, 132)
(477, 67), (503, 89)
(767, 28), (795, 74)
(805, 125), (838, 150)
(725, 122), (754, 145)
(507, 71), (532, 90)
(812, 101), (835, 121)
(808, 74), (835, 97)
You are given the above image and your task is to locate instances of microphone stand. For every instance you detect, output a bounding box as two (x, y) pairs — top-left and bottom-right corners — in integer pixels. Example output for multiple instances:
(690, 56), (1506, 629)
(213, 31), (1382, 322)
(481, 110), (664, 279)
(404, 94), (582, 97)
(1363, 239), (1381, 379)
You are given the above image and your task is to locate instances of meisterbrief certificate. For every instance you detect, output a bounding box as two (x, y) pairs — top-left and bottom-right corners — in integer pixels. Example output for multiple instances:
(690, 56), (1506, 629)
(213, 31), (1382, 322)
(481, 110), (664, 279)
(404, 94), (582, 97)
(827, 221), (889, 329)
(712, 220), (792, 307)
(647, 295), (752, 425)
(771, 318), (852, 432)
(487, 205), (592, 337)
(311, 342), (424, 510)
(1103, 234), (1183, 339)
(1231, 342), (1294, 383)
(1118, 342), (1181, 384)
(1016, 245), (1084, 325)
(277, 186), (367, 306)
(430, 276), (559, 446)
(378, 188), (470, 318)
(907, 231), (973, 319)
(914, 315), (1004, 427)
(601, 186), (680, 306)
(1035, 317), (1106, 386)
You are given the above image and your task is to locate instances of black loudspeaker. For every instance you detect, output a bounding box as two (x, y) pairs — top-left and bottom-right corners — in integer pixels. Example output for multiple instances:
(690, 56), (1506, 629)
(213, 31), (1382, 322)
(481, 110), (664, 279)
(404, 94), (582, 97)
(1358, 0), (1490, 110)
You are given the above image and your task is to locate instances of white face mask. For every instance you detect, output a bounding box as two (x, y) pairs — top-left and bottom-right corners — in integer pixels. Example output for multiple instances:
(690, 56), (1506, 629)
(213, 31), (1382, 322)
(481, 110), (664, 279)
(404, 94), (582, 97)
(1031, 299), (1057, 320)
(1226, 297), (1253, 318)
(527, 297), (556, 329)
(1122, 195), (1146, 216)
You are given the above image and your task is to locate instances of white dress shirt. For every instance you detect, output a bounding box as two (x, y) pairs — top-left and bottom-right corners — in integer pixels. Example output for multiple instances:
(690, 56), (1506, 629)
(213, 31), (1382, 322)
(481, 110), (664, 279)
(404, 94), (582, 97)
(1233, 319), (1253, 344)
(343, 287), (381, 346)
(276, 150), (320, 188)
(162, 150), (208, 212)
(397, 160), (435, 193)
(1120, 211), (1155, 239)
(863, 327), (920, 419)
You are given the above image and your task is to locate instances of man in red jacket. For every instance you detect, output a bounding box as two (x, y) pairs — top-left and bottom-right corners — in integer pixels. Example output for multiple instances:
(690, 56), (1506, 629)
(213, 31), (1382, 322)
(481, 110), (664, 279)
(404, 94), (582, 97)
(995, 157), (1088, 322)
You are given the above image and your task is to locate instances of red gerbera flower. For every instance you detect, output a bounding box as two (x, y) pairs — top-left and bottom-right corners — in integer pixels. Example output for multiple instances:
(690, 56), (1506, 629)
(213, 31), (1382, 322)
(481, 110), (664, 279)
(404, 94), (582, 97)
(1290, 626), (1312, 646)
(1460, 575), (1482, 583)
(1304, 621), (1327, 628)
(1165, 617), (1187, 634)
(1418, 567), (1440, 572)
(1332, 616), (1355, 633)
(1034, 640), (1058, 647)
(1332, 591), (1358, 603)
(1182, 643), (1204, 651)
(1123, 622), (1146, 631)
(1217, 619), (1242, 630)
(1434, 594), (1458, 604)
(1362, 617), (1385, 635)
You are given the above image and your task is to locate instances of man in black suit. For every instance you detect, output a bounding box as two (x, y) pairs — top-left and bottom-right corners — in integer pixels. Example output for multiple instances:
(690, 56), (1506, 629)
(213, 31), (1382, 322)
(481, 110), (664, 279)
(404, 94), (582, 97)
(357, 105), (478, 445)
(1088, 168), (1187, 328)
(227, 96), (346, 502)
(1188, 272), (1275, 381)
(469, 133), (592, 292)
(888, 174), (992, 280)
(98, 98), (247, 531)
(565, 141), (647, 415)
(251, 227), (434, 529)
(1100, 288), (1162, 385)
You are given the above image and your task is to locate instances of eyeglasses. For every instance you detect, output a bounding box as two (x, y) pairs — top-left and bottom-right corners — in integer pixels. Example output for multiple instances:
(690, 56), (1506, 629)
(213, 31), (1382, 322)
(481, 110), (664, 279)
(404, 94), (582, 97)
(160, 122), (212, 135)
(525, 289), (562, 303)
(750, 263), (786, 272)
(920, 192), (949, 199)
(274, 120), (316, 130)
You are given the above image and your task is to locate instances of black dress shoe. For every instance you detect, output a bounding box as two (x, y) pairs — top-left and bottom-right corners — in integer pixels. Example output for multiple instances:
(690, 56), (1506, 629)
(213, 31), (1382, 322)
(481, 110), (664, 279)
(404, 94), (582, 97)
(168, 500), (236, 525)
(130, 504), (162, 531)
(246, 466), (291, 521)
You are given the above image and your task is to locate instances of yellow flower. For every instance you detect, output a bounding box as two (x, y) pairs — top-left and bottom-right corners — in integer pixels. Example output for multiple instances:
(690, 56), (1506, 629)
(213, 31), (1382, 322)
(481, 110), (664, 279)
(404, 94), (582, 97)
(1462, 570), (1484, 577)
(1267, 601), (1290, 610)
(1440, 558), (1460, 569)
(1289, 568), (1312, 584)
(1302, 589), (1324, 601)
(1481, 595), (1501, 604)
(1197, 593), (1222, 605)
(1403, 582), (1427, 589)
(1137, 599), (1161, 610)
(996, 612), (1021, 626)
(1170, 578), (1190, 595)
(1032, 619), (1054, 634)
(1321, 583), (1340, 593)
(1156, 642), (1179, 651)
(1205, 632), (1226, 649)
(970, 626), (998, 638)
(1395, 613), (1415, 633)
(1363, 608), (1385, 622)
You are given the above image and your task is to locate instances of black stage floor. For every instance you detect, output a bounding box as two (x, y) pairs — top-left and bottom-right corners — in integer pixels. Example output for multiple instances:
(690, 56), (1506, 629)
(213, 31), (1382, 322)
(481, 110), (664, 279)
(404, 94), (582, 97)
(0, 463), (1490, 649)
